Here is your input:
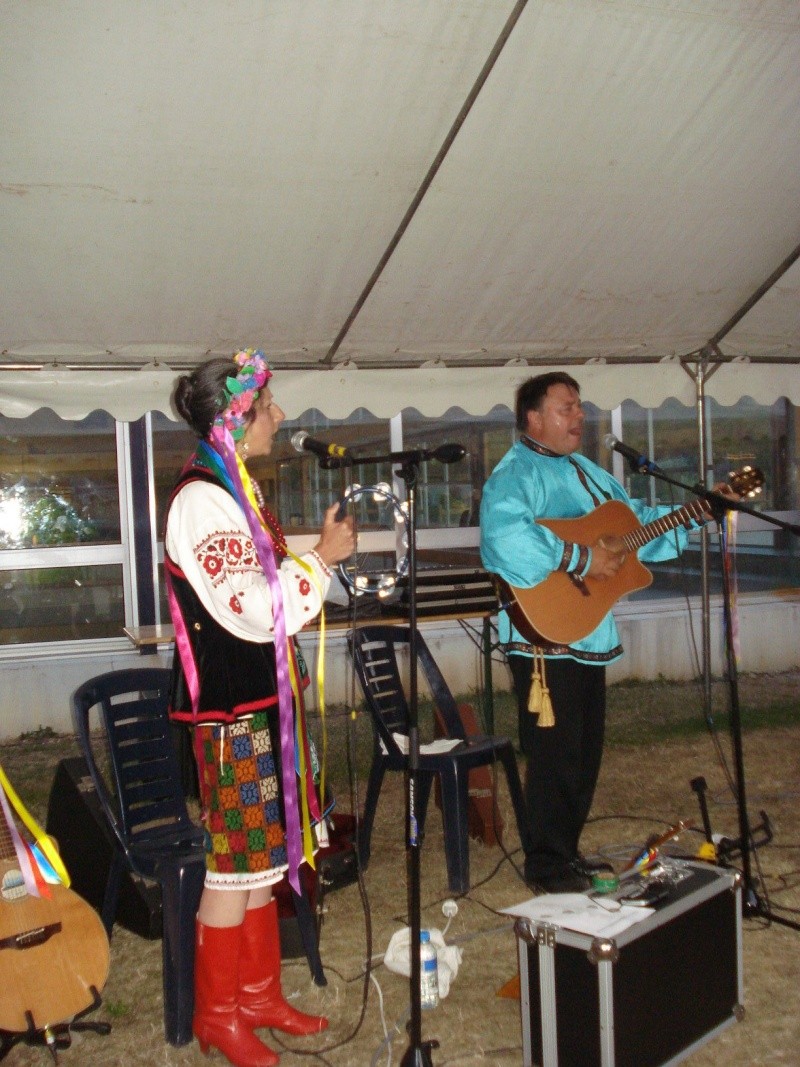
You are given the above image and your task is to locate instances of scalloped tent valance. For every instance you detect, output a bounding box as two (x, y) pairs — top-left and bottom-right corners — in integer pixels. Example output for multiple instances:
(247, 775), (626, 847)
(1, 360), (798, 423)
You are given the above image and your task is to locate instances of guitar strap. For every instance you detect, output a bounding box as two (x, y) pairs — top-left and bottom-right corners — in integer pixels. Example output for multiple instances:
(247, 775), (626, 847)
(519, 434), (612, 506)
(568, 457), (612, 507)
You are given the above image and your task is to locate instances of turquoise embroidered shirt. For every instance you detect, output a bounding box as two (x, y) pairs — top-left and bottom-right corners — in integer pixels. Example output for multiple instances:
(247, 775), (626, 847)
(480, 440), (694, 663)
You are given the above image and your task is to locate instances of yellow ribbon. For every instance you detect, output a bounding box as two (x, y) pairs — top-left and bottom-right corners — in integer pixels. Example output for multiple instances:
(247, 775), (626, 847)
(0, 763), (71, 887)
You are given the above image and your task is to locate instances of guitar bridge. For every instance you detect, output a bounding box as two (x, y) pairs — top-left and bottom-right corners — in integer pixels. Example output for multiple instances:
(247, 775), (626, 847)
(0, 921), (62, 951)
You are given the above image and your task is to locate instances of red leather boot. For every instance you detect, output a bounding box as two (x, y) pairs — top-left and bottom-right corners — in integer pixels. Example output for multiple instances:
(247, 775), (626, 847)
(238, 900), (329, 1035)
(193, 920), (280, 1067)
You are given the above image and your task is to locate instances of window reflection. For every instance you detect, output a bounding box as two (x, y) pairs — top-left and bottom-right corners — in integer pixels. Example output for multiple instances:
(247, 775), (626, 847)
(0, 409), (119, 548)
(269, 408), (393, 529)
(0, 565), (125, 643)
(151, 412), (197, 536)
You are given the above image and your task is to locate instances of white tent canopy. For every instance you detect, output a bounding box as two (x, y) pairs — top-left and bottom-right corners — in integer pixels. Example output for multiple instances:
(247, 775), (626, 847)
(2, 1), (799, 420)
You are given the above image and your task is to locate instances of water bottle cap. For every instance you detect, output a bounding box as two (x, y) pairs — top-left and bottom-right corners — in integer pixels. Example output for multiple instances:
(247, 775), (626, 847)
(420, 930), (430, 942)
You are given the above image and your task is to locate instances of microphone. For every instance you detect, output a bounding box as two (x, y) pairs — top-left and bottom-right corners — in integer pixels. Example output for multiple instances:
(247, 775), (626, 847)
(603, 434), (659, 472)
(291, 430), (351, 460)
(431, 442), (467, 465)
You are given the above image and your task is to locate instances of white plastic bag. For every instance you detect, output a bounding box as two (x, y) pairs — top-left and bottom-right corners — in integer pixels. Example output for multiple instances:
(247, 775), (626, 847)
(383, 926), (462, 998)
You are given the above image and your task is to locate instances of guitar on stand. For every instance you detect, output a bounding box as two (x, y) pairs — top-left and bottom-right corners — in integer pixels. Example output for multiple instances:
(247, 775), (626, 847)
(0, 765), (110, 1061)
(502, 465), (764, 646)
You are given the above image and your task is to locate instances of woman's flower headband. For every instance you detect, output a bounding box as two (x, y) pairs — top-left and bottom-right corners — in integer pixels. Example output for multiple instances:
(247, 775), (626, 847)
(215, 348), (272, 441)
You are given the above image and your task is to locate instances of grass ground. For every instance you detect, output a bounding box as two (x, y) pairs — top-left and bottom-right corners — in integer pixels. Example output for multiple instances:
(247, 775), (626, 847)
(0, 670), (798, 1065)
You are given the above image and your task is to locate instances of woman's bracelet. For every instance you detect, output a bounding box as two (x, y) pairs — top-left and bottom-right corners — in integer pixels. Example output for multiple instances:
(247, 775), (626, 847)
(307, 549), (332, 578)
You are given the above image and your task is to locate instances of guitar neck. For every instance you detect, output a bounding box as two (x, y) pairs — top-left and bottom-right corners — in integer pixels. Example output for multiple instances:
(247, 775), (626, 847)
(0, 796), (16, 863)
(621, 499), (706, 552)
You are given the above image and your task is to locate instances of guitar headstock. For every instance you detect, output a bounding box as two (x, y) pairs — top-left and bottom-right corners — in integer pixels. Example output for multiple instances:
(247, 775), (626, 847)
(646, 819), (693, 849)
(729, 465), (764, 499)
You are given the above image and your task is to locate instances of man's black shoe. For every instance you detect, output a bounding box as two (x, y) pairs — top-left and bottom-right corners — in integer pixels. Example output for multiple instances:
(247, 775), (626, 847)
(574, 853), (615, 878)
(526, 867), (591, 894)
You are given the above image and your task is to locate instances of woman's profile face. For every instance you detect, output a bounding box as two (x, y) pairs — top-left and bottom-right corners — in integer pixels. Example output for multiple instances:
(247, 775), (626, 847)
(242, 386), (285, 458)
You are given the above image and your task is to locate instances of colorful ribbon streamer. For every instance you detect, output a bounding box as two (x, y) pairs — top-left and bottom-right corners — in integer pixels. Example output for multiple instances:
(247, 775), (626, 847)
(0, 763), (70, 896)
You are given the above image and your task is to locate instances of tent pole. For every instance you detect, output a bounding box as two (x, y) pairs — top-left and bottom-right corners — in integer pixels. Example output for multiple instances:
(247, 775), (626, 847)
(694, 361), (713, 714)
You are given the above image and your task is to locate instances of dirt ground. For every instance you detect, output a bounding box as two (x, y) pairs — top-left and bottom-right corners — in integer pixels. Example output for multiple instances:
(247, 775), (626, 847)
(1, 673), (799, 1066)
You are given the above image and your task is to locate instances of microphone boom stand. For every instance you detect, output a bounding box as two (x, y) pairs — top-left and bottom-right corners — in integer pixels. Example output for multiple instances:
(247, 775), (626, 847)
(324, 443), (467, 1063)
(623, 454), (800, 931)
(396, 455), (438, 1066)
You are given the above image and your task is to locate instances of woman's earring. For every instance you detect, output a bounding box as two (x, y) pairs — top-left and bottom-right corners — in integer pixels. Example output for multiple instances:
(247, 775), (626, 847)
(239, 439), (250, 460)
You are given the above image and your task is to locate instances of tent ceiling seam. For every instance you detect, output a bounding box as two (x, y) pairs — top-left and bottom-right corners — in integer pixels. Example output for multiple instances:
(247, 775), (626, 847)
(321, 0), (532, 367)
(702, 238), (800, 354)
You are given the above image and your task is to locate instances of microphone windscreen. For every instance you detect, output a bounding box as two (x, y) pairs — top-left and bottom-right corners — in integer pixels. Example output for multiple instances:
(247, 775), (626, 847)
(433, 442), (467, 464)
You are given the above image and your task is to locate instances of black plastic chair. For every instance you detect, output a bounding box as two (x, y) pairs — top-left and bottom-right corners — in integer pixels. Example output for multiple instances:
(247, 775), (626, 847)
(348, 625), (532, 893)
(72, 668), (326, 1045)
(71, 668), (206, 1047)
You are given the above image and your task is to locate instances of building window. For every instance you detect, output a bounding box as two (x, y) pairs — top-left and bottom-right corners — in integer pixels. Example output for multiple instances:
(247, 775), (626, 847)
(0, 409), (124, 644)
(0, 393), (796, 648)
(619, 396), (799, 597)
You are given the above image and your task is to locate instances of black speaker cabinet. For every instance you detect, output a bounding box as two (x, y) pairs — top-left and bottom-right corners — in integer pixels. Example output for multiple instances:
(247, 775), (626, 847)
(46, 756), (163, 939)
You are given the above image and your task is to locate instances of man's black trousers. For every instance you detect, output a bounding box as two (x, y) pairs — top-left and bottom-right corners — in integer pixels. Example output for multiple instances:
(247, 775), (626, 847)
(509, 654), (606, 880)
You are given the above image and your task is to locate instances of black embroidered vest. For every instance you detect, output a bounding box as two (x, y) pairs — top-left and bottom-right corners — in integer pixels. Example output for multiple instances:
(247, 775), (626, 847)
(165, 466), (281, 725)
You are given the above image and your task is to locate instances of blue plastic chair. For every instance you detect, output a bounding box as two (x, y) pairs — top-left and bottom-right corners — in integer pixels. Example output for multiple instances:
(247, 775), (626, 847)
(348, 625), (532, 893)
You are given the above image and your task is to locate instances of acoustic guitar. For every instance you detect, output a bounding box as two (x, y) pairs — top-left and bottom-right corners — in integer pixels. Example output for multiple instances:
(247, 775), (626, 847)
(503, 465), (764, 646)
(0, 780), (110, 1034)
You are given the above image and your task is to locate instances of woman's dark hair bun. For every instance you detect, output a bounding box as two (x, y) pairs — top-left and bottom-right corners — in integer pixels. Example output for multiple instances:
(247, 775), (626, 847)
(172, 358), (231, 438)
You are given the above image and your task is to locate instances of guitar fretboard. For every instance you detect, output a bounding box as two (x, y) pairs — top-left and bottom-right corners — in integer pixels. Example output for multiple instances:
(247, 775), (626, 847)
(621, 500), (707, 552)
(0, 794), (17, 863)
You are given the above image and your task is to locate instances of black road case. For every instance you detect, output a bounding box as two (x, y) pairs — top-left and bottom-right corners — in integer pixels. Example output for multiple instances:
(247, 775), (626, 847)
(514, 861), (744, 1067)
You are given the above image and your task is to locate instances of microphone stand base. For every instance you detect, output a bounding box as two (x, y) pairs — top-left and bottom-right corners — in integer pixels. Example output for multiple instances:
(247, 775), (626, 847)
(400, 1039), (439, 1066)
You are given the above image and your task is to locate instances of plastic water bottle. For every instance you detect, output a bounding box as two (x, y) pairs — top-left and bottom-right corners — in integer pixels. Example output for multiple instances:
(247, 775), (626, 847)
(419, 930), (439, 1009)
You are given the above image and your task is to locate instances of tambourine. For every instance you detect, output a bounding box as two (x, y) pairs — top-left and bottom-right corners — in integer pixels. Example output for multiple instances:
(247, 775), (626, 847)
(336, 482), (410, 597)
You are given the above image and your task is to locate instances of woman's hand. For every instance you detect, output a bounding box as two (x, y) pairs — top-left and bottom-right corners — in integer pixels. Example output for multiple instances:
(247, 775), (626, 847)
(313, 503), (356, 567)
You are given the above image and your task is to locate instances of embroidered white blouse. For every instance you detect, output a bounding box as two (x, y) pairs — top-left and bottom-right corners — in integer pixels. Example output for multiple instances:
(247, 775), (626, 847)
(165, 481), (332, 643)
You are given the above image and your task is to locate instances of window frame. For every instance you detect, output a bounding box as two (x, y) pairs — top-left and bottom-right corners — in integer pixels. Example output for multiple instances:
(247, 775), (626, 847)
(0, 396), (797, 654)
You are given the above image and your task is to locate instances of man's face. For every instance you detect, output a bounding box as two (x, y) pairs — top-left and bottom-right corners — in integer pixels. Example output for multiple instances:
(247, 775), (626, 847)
(525, 383), (584, 455)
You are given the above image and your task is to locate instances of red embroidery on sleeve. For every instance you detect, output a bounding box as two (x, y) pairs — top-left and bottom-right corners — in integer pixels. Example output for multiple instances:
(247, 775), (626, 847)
(229, 595), (243, 614)
(202, 553), (224, 577)
(298, 577), (311, 596)
(196, 531), (257, 583)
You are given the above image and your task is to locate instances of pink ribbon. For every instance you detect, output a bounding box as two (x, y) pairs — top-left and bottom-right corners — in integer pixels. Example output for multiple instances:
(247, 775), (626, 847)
(0, 781), (40, 897)
(164, 560), (207, 774)
(209, 427), (303, 892)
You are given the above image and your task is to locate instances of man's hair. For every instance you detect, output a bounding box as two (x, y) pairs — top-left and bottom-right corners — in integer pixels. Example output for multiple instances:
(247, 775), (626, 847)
(515, 371), (580, 432)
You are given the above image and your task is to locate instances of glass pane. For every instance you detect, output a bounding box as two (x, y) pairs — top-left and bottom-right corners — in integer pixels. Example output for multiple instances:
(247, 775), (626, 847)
(401, 406), (508, 531)
(0, 564), (125, 643)
(151, 413), (199, 536)
(621, 396), (799, 597)
(403, 401), (609, 533)
(268, 408), (393, 530)
(0, 409), (120, 548)
(153, 408), (394, 533)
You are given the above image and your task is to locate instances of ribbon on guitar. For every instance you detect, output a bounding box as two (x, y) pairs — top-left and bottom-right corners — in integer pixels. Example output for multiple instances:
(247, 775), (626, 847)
(0, 763), (70, 896)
